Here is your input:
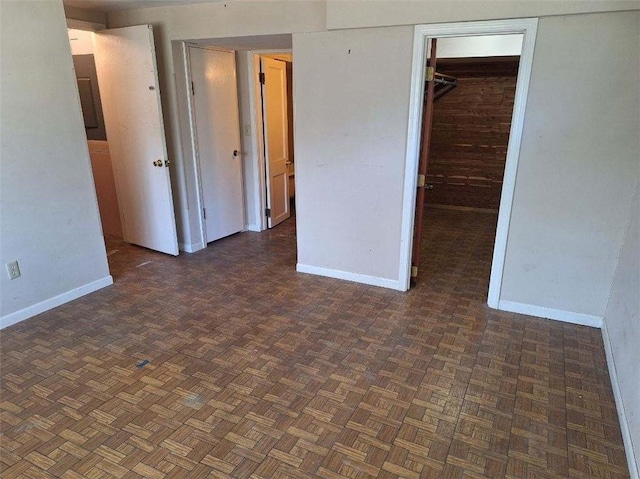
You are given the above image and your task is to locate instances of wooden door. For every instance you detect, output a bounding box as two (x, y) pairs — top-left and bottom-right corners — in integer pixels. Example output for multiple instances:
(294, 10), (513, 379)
(411, 38), (438, 281)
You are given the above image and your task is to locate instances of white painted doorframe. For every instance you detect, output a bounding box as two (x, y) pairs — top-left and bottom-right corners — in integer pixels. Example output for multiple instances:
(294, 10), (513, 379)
(182, 42), (208, 250)
(399, 18), (539, 307)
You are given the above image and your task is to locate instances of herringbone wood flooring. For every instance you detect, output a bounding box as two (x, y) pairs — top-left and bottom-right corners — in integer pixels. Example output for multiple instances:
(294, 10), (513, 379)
(0, 209), (629, 478)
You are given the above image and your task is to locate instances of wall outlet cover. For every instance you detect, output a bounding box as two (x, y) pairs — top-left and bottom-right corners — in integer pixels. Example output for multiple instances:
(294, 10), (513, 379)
(6, 261), (21, 280)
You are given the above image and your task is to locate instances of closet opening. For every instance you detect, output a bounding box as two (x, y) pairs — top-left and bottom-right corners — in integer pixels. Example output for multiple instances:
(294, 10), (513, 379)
(411, 33), (524, 303)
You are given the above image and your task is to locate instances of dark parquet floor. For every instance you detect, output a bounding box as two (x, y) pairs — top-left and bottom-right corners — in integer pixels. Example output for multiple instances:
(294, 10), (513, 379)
(0, 208), (629, 478)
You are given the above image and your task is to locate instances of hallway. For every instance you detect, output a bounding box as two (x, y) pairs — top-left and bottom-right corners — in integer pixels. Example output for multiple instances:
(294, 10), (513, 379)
(0, 209), (629, 478)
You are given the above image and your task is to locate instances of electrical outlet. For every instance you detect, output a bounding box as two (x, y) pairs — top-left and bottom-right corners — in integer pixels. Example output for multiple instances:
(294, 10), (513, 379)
(6, 261), (21, 280)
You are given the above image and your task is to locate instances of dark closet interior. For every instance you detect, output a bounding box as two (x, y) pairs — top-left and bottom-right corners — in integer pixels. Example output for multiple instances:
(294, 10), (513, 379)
(425, 56), (520, 210)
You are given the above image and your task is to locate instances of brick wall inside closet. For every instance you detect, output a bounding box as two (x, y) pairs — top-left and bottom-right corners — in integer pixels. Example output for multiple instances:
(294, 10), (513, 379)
(425, 57), (519, 210)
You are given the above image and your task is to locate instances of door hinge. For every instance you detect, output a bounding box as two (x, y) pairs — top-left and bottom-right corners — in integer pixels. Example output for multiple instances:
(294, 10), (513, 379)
(259, 72), (265, 84)
(203, 208), (206, 219)
(417, 174), (426, 188)
(191, 81), (195, 95)
(265, 208), (271, 218)
(411, 265), (418, 278)
(426, 66), (435, 82)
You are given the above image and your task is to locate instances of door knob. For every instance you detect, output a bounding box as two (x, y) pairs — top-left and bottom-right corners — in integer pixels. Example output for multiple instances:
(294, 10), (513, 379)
(233, 150), (239, 157)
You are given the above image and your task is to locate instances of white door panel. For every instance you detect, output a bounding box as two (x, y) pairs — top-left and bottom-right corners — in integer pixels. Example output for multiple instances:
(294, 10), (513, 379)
(189, 47), (244, 243)
(94, 25), (178, 255)
(261, 57), (290, 228)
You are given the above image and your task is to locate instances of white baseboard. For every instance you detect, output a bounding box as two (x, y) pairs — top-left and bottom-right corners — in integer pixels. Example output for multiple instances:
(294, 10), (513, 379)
(245, 224), (262, 232)
(602, 321), (639, 479)
(296, 263), (403, 291)
(498, 300), (603, 328)
(179, 241), (205, 253)
(0, 276), (113, 330)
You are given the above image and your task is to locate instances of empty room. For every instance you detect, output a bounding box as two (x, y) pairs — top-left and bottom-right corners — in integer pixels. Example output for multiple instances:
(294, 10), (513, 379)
(1, 1), (638, 479)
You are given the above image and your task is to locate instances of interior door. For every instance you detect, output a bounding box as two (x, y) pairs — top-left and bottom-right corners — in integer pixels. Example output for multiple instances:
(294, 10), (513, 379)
(189, 46), (244, 243)
(94, 25), (179, 255)
(411, 38), (438, 282)
(261, 57), (290, 228)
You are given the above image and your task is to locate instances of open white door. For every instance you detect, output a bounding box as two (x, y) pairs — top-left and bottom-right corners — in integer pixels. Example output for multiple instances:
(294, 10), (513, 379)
(189, 46), (244, 243)
(94, 25), (178, 255)
(261, 57), (290, 228)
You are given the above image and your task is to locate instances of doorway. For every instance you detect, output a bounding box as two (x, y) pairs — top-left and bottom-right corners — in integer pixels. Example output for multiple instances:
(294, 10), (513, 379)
(418, 38), (522, 302)
(180, 36), (298, 259)
(401, 19), (538, 307)
(257, 53), (296, 230)
(68, 24), (179, 261)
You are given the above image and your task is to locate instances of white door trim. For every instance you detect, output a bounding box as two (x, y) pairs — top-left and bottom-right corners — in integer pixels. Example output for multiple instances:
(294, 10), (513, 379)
(182, 43), (208, 249)
(247, 49), (293, 232)
(399, 18), (538, 308)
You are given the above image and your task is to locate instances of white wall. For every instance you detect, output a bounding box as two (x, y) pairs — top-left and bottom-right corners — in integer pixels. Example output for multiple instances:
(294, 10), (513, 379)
(603, 185), (640, 478)
(0, 0), (111, 327)
(68, 28), (94, 55)
(500, 12), (639, 318)
(294, 26), (413, 286)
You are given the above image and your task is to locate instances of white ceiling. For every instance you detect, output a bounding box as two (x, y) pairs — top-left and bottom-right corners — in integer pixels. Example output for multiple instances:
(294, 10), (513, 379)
(63, 0), (222, 13)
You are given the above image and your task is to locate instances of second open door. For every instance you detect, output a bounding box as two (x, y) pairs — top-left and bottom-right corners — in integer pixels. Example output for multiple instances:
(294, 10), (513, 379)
(261, 57), (291, 228)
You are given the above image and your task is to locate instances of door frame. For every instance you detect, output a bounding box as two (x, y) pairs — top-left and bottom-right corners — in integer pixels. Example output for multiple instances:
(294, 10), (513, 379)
(399, 18), (538, 307)
(246, 49), (293, 232)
